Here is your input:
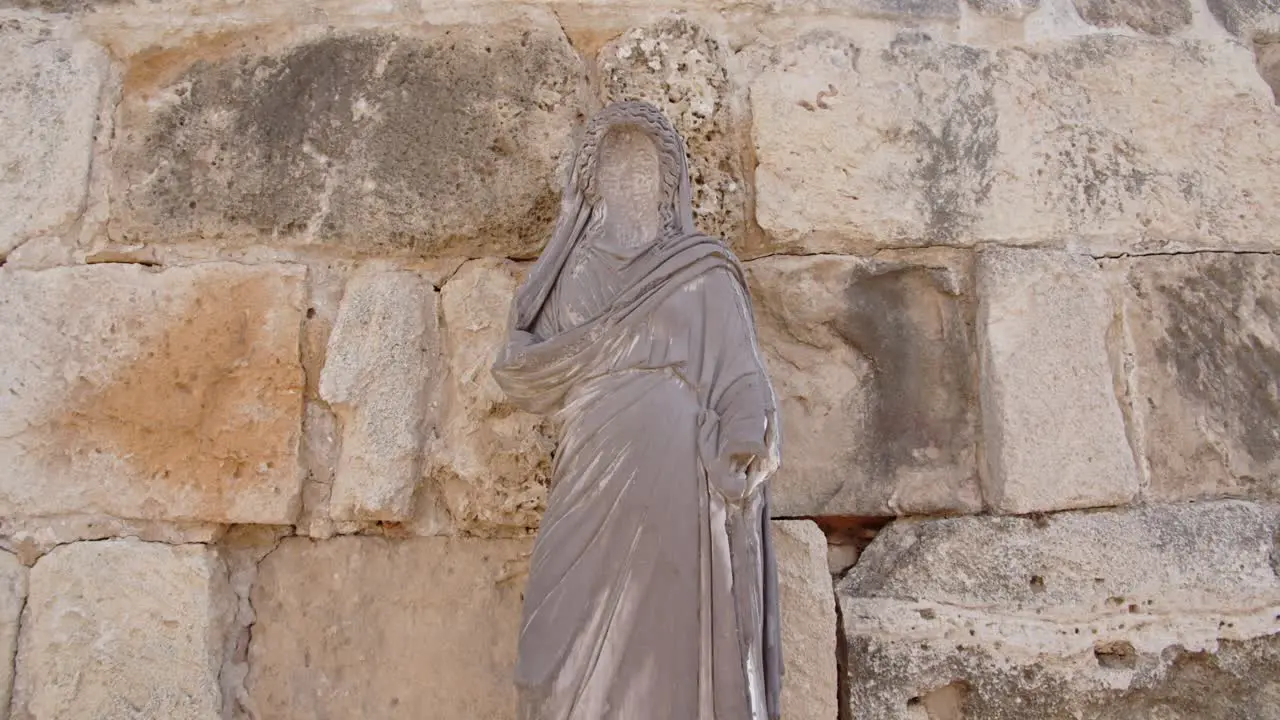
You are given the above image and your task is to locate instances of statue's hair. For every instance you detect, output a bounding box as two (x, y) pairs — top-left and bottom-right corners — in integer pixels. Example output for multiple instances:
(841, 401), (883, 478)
(573, 100), (689, 239)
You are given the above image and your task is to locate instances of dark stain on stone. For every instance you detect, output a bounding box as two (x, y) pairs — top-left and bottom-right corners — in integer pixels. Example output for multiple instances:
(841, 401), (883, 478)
(886, 41), (998, 243)
(115, 29), (584, 254)
(1073, 0), (1193, 36)
(0, 0), (123, 12)
(1152, 256), (1280, 467)
(1205, 0), (1280, 36)
(835, 263), (976, 488)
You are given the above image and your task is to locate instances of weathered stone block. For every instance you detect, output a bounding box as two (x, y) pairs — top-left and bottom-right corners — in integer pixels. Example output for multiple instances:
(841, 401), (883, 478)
(1121, 254), (1280, 502)
(751, 33), (1280, 254)
(773, 520), (838, 720)
(0, 263), (306, 524)
(963, 0), (1041, 18)
(319, 268), (437, 522)
(752, 32), (998, 253)
(0, 551), (27, 720)
(977, 248), (1137, 514)
(1072, 0), (1192, 35)
(600, 18), (748, 247)
(838, 501), (1280, 719)
(1206, 0), (1280, 37)
(12, 540), (235, 720)
(426, 259), (554, 536)
(747, 253), (981, 517)
(0, 15), (107, 257)
(246, 536), (530, 719)
(110, 20), (587, 257)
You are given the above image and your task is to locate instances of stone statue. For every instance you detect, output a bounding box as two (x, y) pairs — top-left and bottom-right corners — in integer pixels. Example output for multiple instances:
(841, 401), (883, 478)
(492, 100), (784, 720)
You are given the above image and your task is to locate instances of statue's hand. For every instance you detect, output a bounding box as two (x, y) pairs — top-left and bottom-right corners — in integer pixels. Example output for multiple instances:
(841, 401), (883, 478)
(711, 453), (756, 505)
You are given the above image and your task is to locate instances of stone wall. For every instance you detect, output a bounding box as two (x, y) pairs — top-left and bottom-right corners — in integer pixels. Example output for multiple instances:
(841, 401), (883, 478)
(0, 0), (1277, 717)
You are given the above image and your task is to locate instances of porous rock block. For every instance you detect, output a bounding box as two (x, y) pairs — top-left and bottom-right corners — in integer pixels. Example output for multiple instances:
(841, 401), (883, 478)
(751, 32), (1280, 255)
(747, 253), (981, 517)
(773, 520), (838, 720)
(1122, 254), (1280, 502)
(977, 248), (1137, 514)
(0, 263), (306, 525)
(599, 18), (748, 248)
(109, 19), (586, 257)
(0, 14), (107, 256)
(425, 258), (554, 536)
(0, 551), (28, 720)
(245, 536), (531, 720)
(319, 268), (437, 522)
(838, 501), (1280, 719)
(11, 540), (235, 720)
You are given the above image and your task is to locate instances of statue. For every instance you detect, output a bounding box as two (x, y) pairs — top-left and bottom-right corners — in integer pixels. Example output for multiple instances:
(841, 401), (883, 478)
(492, 101), (784, 720)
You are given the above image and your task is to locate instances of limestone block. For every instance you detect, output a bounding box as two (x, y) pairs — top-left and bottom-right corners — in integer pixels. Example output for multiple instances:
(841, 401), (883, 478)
(751, 32), (1280, 255)
(746, 253), (981, 517)
(1121, 254), (1280, 502)
(0, 551), (27, 720)
(773, 520), (837, 720)
(599, 18), (748, 246)
(0, 15), (107, 256)
(245, 535), (530, 719)
(1072, 0), (1192, 35)
(977, 248), (1137, 514)
(1206, 0), (1280, 37)
(319, 268), (437, 522)
(109, 19), (587, 257)
(12, 540), (235, 720)
(838, 500), (1280, 719)
(0, 263), (306, 524)
(427, 259), (554, 535)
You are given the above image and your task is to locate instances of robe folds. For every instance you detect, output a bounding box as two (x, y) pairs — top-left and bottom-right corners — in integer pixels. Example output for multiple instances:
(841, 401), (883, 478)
(492, 101), (783, 720)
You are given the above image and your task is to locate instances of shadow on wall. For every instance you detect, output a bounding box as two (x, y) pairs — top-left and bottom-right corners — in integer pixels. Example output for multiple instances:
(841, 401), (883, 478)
(1257, 38), (1280, 103)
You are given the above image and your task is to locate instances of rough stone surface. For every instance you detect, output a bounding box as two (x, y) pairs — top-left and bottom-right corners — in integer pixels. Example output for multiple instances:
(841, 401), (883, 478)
(978, 248), (1138, 514)
(0, 551), (27, 719)
(0, 263), (306, 524)
(747, 253), (981, 517)
(825, 0), (961, 19)
(963, 0), (1042, 18)
(599, 18), (749, 247)
(425, 259), (554, 535)
(12, 540), (235, 720)
(752, 32), (1280, 254)
(773, 520), (838, 720)
(1121, 254), (1280, 502)
(109, 20), (587, 257)
(838, 500), (1280, 719)
(1072, 0), (1192, 35)
(319, 268), (437, 522)
(0, 15), (107, 257)
(246, 535), (530, 719)
(1206, 0), (1280, 37)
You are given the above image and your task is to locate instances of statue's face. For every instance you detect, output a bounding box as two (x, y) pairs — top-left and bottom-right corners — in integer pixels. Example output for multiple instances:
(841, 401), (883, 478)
(594, 125), (663, 249)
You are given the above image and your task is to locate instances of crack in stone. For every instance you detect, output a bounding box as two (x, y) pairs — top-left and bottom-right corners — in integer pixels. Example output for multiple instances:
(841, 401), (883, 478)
(217, 527), (290, 720)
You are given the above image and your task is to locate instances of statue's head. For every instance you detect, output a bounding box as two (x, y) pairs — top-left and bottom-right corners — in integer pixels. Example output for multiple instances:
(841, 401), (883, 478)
(572, 101), (692, 245)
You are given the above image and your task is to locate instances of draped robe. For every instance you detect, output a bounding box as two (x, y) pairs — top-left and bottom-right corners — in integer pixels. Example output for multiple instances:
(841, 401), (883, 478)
(492, 102), (783, 720)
